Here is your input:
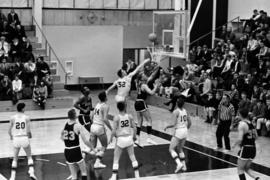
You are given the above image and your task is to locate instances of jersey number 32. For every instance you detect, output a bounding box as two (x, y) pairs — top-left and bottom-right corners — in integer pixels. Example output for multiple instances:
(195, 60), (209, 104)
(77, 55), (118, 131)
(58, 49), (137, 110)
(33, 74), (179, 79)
(120, 120), (129, 127)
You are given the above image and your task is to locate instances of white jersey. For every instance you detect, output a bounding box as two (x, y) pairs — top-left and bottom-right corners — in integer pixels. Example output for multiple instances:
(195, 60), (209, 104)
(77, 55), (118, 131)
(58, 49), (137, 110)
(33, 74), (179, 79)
(11, 113), (29, 137)
(115, 76), (131, 99)
(93, 103), (105, 126)
(116, 114), (133, 137)
(175, 108), (188, 129)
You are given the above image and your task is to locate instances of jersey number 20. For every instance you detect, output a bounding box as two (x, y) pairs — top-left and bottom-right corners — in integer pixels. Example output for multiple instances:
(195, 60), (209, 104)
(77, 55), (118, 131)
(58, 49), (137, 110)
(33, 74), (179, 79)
(120, 120), (129, 127)
(15, 122), (25, 129)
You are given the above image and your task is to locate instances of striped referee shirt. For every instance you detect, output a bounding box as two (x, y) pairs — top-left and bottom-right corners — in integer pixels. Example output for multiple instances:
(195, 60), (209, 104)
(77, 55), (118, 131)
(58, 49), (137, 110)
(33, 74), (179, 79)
(218, 102), (235, 121)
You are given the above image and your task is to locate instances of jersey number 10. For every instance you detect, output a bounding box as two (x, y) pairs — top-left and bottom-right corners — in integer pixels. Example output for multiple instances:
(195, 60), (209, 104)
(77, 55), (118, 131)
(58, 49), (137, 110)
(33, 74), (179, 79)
(15, 122), (25, 129)
(120, 120), (129, 127)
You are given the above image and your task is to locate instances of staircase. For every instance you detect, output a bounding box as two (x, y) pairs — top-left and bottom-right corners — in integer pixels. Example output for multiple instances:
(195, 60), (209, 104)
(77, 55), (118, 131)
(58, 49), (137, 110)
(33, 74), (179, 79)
(0, 25), (75, 112)
(24, 25), (71, 98)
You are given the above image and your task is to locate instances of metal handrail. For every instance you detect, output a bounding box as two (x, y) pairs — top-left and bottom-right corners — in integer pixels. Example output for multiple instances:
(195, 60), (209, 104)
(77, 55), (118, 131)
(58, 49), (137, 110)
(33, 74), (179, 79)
(31, 15), (68, 84)
(188, 16), (241, 47)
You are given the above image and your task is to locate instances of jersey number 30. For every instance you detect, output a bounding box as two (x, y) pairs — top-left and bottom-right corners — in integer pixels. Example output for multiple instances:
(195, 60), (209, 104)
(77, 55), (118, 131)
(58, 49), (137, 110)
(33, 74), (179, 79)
(120, 120), (129, 127)
(15, 122), (25, 129)
(63, 130), (75, 141)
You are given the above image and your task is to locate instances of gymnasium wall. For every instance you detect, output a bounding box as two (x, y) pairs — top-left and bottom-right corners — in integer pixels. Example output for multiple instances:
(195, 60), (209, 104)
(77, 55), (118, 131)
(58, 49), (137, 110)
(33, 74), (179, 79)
(228, 0), (270, 20)
(43, 26), (123, 84)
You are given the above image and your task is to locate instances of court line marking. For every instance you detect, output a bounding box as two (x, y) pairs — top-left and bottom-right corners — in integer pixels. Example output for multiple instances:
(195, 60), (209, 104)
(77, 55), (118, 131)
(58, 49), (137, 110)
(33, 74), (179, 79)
(183, 146), (237, 167)
(57, 162), (67, 166)
(0, 173), (7, 180)
(36, 158), (50, 162)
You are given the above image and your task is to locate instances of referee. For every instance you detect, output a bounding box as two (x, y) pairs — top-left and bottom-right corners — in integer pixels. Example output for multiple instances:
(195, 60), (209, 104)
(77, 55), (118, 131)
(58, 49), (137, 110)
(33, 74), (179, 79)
(216, 94), (235, 152)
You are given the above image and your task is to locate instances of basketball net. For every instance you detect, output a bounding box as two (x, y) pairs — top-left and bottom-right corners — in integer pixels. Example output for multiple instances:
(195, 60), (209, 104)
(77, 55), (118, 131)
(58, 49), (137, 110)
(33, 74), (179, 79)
(147, 46), (164, 65)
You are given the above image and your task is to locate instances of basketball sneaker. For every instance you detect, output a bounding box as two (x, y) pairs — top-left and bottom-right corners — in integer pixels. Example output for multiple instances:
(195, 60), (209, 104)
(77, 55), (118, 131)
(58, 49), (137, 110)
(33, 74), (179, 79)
(94, 161), (106, 169)
(182, 162), (187, 171)
(28, 170), (37, 180)
(174, 162), (183, 173)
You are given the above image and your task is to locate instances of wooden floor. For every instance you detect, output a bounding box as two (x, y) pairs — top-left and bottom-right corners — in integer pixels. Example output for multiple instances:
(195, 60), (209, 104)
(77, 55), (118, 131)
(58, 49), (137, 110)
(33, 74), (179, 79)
(0, 90), (269, 180)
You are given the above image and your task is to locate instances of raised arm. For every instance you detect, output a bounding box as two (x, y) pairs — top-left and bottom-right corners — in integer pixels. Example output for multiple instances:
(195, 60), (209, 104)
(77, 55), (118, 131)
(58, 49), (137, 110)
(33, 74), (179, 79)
(106, 81), (117, 94)
(128, 58), (151, 78)
(141, 82), (159, 95)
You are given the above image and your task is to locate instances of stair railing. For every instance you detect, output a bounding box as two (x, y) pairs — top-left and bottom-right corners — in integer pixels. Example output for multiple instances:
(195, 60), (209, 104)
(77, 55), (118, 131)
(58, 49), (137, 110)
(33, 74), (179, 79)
(31, 16), (69, 85)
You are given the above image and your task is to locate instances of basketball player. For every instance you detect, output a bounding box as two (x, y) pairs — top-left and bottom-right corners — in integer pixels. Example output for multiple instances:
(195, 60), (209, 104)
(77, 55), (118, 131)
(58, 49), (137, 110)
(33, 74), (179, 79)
(61, 109), (90, 180)
(90, 92), (112, 168)
(164, 97), (192, 173)
(233, 108), (260, 180)
(135, 73), (160, 145)
(74, 86), (93, 132)
(106, 58), (151, 103)
(109, 102), (139, 180)
(8, 103), (37, 180)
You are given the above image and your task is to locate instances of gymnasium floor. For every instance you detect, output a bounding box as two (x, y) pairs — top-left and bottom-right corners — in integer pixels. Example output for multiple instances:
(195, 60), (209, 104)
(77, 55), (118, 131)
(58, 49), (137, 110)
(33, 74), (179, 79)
(0, 91), (269, 180)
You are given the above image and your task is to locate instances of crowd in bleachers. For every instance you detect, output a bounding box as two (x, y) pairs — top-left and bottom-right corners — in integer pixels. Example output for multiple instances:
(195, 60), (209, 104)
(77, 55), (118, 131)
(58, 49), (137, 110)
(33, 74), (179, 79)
(151, 9), (270, 137)
(0, 9), (52, 108)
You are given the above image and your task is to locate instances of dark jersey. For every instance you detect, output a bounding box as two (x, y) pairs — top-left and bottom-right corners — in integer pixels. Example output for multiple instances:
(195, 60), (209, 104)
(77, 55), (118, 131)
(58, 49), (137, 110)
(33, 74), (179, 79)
(63, 123), (80, 148)
(137, 83), (148, 100)
(76, 95), (92, 115)
(241, 120), (256, 147)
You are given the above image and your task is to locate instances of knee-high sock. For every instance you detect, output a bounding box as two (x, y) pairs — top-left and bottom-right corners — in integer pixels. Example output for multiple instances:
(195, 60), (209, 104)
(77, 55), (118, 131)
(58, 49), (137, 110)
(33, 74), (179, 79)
(111, 163), (119, 179)
(137, 127), (141, 136)
(239, 173), (246, 180)
(11, 160), (17, 179)
(170, 150), (181, 166)
(146, 126), (152, 135)
(132, 161), (140, 178)
(28, 158), (34, 174)
(179, 152), (186, 167)
(96, 150), (104, 163)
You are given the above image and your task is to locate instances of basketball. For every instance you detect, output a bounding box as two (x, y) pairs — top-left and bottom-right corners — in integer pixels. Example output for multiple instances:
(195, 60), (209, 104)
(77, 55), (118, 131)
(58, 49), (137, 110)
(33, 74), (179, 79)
(148, 33), (157, 42)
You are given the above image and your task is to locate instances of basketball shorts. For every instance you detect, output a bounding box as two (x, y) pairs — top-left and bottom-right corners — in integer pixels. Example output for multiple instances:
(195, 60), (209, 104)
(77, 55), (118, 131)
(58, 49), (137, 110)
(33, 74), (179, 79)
(64, 146), (83, 164)
(90, 124), (105, 136)
(115, 95), (126, 103)
(174, 128), (188, 140)
(13, 136), (30, 148)
(116, 136), (133, 148)
(238, 145), (256, 160)
(134, 100), (147, 112)
(78, 114), (92, 132)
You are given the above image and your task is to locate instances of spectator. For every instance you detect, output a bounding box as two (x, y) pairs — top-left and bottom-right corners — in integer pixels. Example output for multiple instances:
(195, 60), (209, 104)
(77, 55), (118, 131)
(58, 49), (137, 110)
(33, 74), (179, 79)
(32, 81), (48, 109)
(14, 24), (26, 42)
(0, 10), (7, 24)
(0, 75), (12, 100)
(7, 9), (20, 26)
(250, 99), (266, 125)
(0, 57), (9, 76)
(43, 74), (53, 97)
(0, 36), (9, 59)
(24, 59), (36, 85)
(221, 54), (234, 89)
(229, 83), (239, 112)
(256, 41), (269, 62)
(204, 92), (216, 123)
(36, 56), (50, 80)
(0, 21), (12, 42)
(11, 74), (22, 104)
(216, 94), (235, 152)
(256, 98), (270, 136)
(9, 38), (21, 62)
(21, 37), (34, 62)
(199, 71), (212, 105)
(9, 59), (24, 80)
